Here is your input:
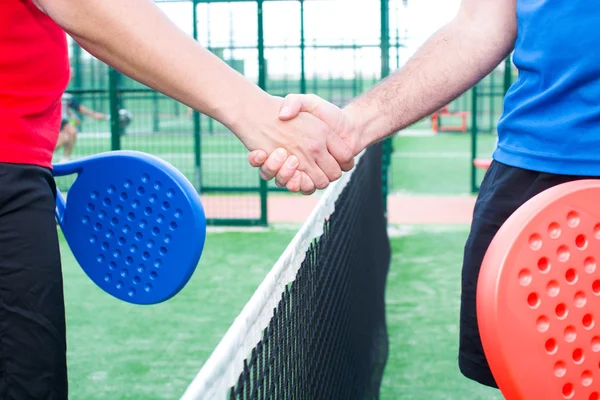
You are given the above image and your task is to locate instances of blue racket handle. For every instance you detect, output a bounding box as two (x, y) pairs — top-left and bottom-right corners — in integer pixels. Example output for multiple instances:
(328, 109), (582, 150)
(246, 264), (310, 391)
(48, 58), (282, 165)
(55, 188), (67, 226)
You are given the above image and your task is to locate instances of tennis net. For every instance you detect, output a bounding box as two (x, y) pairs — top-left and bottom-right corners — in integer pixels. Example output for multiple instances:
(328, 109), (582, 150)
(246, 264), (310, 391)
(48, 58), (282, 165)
(181, 143), (391, 399)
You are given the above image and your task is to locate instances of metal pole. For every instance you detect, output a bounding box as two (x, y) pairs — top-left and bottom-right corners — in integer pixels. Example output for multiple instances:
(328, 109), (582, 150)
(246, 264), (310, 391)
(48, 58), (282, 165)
(192, 0), (202, 192)
(257, 0), (268, 226)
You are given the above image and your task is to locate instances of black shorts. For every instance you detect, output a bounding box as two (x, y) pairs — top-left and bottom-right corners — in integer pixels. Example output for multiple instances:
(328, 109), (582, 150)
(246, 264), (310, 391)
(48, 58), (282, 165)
(458, 159), (597, 388)
(0, 163), (67, 399)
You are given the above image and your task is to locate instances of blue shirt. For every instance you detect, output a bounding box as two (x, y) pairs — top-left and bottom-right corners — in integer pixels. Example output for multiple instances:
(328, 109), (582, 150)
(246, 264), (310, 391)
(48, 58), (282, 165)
(494, 0), (600, 175)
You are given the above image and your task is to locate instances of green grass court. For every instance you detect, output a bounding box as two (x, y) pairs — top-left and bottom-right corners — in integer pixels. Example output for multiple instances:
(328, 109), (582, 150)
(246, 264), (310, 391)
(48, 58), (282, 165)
(60, 130), (503, 399)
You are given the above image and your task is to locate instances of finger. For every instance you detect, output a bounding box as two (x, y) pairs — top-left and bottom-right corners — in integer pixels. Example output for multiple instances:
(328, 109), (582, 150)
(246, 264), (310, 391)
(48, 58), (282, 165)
(285, 170), (303, 193)
(275, 155), (299, 188)
(314, 149), (343, 186)
(279, 94), (305, 121)
(248, 150), (268, 168)
(300, 172), (316, 196)
(326, 132), (355, 172)
(260, 148), (288, 181)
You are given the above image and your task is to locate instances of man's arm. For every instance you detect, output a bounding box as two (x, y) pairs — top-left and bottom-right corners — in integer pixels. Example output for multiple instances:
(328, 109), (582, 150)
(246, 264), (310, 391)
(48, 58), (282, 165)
(76, 104), (109, 120)
(249, 0), (518, 188)
(346, 0), (517, 150)
(34, 0), (354, 194)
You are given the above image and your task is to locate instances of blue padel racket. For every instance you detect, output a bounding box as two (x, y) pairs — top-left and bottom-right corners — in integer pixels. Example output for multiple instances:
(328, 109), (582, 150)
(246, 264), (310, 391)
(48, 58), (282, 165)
(53, 150), (206, 305)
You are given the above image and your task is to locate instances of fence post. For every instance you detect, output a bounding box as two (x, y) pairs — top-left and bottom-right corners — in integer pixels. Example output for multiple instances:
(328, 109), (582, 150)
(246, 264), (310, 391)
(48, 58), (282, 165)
(109, 68), (122, 150)
(192, 0), (202, 193)
(257, 0), (268, 227)
(380, 0), (392, 217)
(470, 85), (479, 193)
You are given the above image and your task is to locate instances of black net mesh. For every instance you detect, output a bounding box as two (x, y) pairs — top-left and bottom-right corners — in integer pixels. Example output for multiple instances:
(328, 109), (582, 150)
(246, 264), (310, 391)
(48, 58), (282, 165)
(228, 143), (391, 400)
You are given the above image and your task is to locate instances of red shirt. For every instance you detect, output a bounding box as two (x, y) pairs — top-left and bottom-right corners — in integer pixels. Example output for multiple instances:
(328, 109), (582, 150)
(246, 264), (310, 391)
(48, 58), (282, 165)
(0, 1), (69, 168)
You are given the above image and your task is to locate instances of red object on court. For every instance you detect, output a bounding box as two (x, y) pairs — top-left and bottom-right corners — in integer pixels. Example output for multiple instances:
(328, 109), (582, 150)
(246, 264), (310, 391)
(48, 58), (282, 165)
(478, 180), (600, 400)
(431, 105), (469, 133)
(473, 158), (492, 170)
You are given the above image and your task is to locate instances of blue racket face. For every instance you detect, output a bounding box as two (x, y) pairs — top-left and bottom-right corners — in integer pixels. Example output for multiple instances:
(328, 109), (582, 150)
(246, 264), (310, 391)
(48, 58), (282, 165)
(56, 151), (206, 304)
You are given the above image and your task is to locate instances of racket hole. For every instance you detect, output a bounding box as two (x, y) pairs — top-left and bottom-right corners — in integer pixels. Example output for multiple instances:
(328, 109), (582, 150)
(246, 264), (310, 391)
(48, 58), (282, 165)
(592, 337), (600, 352)
(129, 245), (138, 253)
(149, 195), (157, 204)
(576, 234), (588, 250)
(573, 348), (585, 364)
(126, 257), (133, 265)
(557, 246), (571, 263)
(94, 223), (102, 232)
(115, 206), (123, 215)
(90, 191), (99, 199)
(118, 237), (126, 246)
(145, 283), (153, 292)
(519, 269), (533, 286)
(89, 235), (97, 243)
(159, 247), (167, 256)
(109, 261), (117, 270)
(156, 214), (164, 224)
(127, 213), (135, 222)
(97, 255), (105, 264)
(547, 280), (560, 297)
(562, 382), (574, 399)
(87, 203), (96, 212)
(568, 211), (581, 228)
(164, 235), (171, 244)
(585, 257), (597, 274)
(128, 288), (136, 297)
(593, 280), (600, 295)
(147, 239), (155, 248)
(137, 187), (145, 196)
(170, 222), (178, 231)
(154, 260), (162, 269)
(548, 222), (562, 239)
(106, 230), (114, 239)
(575, 291), (587, 308)
(104, 274), (112, 282)
(141, 174), (149, 183)
(111, 218), (119, 226)
(150, 271), (158, 280)
(103, 198), (111, 207)
(140, 219), (147, 229)
(554, 360), (567, 378)
(583, 314), (595, 330)
(82, 216), (90, 224)
(529, 233), (543, 251)
(167, 189), (175, 198)
(152, 227), (160, 236)
(556, 303), (568, 319)
(566, 268), (578, 284)
(527, 292), (540, 308)
(142, 252), (150, 260)
(113, 249), (121, 259)
(536, 315), (550, 333)
(154, 181), (162, 191)
(124, 180), (132, 189)
(122, 225), (130, 234)
(120, 269), (129, 278)
(101, 242), (109, 251)
(132, 200), (140, 209)
(107, 185), (116, 194)
(564, 326), (577, 343)
(137, 264), (145, 273)
(116, 281), (124, 290)
(174, 209), (182, 218)
(145, 207), (153, 216)
(120, 192), (128, 201)
(133, 276), (141, 284)
(162, 202), (170, 211)
(545, 338), (558, 354)
(135, 232), (143, 241)
(98, 211), (106, 220)
(538, 257), (551, 273)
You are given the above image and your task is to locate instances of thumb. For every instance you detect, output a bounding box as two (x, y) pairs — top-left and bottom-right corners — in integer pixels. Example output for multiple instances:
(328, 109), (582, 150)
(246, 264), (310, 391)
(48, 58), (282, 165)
(278, 94), (306, 121)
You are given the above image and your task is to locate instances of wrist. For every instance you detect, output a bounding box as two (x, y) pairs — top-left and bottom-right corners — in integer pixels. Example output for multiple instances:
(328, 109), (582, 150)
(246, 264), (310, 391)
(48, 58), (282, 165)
(343, 102), (385, 152)
(224, 92), (281, 150)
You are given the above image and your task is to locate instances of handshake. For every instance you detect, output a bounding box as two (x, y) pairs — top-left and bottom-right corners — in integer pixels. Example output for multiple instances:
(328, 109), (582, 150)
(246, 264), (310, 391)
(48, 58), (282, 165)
(242, 93), (368, 196)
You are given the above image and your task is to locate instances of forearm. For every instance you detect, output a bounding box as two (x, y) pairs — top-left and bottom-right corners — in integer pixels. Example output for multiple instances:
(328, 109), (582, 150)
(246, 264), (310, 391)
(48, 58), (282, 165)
(37, 0), (270, 138)
(347, 3), (517, 148)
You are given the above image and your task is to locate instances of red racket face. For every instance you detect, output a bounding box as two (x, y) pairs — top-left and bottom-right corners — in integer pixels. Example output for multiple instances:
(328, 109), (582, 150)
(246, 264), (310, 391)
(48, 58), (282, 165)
(478, 180), (600, 400)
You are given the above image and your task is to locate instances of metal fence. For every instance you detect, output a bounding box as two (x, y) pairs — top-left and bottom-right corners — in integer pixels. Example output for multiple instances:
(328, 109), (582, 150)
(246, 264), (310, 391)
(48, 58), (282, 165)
(58, 0), (404, 225)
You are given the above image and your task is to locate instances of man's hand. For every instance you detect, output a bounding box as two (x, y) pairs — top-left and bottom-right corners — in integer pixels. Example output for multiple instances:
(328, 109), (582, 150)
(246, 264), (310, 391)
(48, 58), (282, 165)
(248, 94), (363, 192)
(238, 95), (355, 195)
